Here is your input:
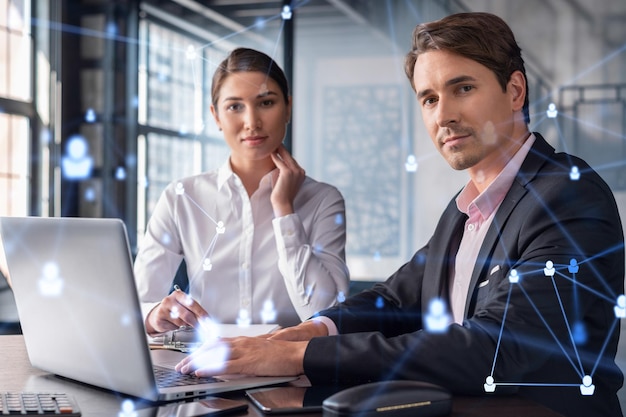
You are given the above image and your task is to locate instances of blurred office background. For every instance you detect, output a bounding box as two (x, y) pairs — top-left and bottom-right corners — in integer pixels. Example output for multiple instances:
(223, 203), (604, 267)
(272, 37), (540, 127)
(1, 0), (626, 400)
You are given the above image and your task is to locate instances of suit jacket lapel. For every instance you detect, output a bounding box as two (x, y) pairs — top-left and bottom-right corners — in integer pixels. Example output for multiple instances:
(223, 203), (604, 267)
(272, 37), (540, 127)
(422, 200), (468, 314)
(463, 133), (555, 318)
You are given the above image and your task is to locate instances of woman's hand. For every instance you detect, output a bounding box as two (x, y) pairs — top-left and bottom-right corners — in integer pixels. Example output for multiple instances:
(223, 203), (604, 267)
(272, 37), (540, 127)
(270, 145), (306, 217)
(145, 289), (210, 335)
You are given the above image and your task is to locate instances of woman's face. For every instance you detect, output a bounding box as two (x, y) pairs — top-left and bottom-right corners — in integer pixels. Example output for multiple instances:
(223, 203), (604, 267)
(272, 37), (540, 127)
(211, 71), (291, 166)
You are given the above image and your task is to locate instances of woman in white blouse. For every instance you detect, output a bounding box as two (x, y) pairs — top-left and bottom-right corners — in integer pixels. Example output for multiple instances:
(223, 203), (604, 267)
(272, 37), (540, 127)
(134, 48), (349, 335)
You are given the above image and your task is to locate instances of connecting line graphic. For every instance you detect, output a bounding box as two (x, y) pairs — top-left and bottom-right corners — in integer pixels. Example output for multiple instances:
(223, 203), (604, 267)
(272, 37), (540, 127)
(549, 275), (584, 374)
(591, 319), (620, 376)
(489, 284), (513, 377)
(484, 262), (623, 396)
(176, 185), (223, 280)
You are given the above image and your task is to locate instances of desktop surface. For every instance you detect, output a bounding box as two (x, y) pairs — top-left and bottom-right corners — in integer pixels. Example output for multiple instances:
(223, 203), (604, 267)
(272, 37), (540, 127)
(0, 335), (563, 416)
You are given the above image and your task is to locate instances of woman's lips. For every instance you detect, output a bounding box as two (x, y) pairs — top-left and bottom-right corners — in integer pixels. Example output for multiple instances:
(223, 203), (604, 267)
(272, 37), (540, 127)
(243, 136), (267, 146)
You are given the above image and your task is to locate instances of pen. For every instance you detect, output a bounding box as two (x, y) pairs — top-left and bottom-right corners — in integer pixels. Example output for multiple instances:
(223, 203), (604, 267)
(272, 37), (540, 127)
(172, 284), (194, 331)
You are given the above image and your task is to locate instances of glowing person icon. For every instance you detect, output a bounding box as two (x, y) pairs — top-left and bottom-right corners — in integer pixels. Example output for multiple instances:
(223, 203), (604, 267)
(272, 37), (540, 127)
(237, 308), (251, 327)
(38, 262), (64, 297)
(484, 375), (496, 393)
(580, 375), (595, 396)
(202, 258), (213, 271)
(118, 399), (137, 417)
(197, 317), (220, 342)
(405, 154), (418, 172)
(568, 258), (579, 274)
(543, 260), (555, 277)
(570, 166), (580, 181)
(573, 321), (587, 345)
(185, 45), (196, 60)
(546, 102), (558, 119)
(337, 291), (346, 303)
(84, 108), (96, 123)
(424, 298), (450, 333)
(261, 300), (277, 324)
(62, 134), (93, 180)
(175, 182), (185, 195)
(508, 269), (519, 284)
(281, 5), (292, 20)
(614, 295), (626, 319)
(115, 166), (126, 181)
(215, 221), (225, 234)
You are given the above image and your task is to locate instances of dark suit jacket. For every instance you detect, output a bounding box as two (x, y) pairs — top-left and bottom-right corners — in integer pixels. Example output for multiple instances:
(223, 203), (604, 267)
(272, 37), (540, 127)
(305, 133), (625, 417)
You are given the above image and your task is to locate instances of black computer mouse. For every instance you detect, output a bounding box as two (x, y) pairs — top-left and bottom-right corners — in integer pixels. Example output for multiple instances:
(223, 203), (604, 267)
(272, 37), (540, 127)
(322, 380), (452, 417)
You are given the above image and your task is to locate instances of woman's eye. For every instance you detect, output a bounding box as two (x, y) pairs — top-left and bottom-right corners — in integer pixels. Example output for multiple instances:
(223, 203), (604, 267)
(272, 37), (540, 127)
(226, 103), (242, 112)
(260, 99), (274, 107)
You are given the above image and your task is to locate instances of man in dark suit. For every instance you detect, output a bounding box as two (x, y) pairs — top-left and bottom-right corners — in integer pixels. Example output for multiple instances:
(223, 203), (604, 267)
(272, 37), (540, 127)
(177, 12), (624, 416)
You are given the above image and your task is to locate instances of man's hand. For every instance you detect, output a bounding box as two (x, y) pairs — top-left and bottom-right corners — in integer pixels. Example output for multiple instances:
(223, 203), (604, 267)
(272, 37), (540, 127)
(267, 319), (329, 341)
(146, 289), (210, 335)
(270, 145), (306, 217)
(175, 337), (308, 377)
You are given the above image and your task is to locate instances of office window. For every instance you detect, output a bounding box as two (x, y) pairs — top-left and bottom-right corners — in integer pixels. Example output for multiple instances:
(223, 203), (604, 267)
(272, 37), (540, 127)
(0, 0), (31, 100)
(137, 16), (228, 239)
(0, 113), (30, 216)
(0, 0), (32, 218)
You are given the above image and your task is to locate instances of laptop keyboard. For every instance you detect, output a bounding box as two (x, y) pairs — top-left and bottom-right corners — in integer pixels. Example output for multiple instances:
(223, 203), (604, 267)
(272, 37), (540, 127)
(154, 368), (223, 388)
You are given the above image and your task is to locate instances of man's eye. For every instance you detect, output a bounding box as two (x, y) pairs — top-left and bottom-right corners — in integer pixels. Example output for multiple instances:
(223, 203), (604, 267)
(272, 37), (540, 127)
(459, 85), (473, 93)
(423, 97), (437, 106)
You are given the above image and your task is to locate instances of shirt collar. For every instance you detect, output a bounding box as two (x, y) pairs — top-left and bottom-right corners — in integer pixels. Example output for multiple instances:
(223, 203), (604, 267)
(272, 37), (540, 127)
(456, 133), (536, 219)
(217, 159), (235, 191)
(217, 158), (277, 193)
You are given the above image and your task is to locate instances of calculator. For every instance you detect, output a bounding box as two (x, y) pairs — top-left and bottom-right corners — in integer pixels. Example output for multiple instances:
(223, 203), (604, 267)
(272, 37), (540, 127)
(0, 392), (81, 415)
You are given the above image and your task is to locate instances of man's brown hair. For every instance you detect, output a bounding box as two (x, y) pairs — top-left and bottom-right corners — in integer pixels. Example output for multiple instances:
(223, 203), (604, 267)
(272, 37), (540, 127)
(404, 12), (530, 124)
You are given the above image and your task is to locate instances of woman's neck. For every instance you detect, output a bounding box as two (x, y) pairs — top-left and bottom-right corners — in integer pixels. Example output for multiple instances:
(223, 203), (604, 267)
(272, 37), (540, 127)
(230, 157), (276, 197)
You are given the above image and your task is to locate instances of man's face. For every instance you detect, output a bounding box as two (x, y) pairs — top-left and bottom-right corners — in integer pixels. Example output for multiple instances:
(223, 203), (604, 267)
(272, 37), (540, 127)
(412, 50), (522, 179)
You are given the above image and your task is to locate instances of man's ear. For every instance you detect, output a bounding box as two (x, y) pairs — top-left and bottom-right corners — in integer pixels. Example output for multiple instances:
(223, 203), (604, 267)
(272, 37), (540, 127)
(210, 104), (222, 130)
(508, 70), (526, 112)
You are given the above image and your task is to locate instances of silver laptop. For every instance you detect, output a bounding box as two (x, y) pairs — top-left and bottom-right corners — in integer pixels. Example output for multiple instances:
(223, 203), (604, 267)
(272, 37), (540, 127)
(0, 216), (295, 402)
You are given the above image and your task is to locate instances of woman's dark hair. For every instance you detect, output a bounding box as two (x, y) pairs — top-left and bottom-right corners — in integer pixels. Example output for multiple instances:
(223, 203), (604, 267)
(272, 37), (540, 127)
(404, 12), (530, 124)
(211, 48), (289, 109)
